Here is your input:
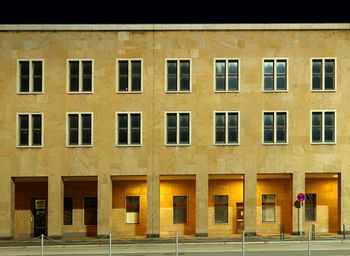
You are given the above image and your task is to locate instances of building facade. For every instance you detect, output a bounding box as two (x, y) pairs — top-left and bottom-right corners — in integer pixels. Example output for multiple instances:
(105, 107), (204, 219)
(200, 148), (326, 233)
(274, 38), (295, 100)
(0, 23), (349, 239)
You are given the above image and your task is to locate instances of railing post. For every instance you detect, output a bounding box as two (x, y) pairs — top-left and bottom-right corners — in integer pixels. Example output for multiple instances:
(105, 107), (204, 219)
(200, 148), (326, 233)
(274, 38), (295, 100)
(311, 224), (315, 240)
(280, 224), (284, 240)
(176, 232), (179, 256)
(41, 234), (44, 256)
(242, 230), (245, 256)
(308, 229), (311, 256)
(343, 224), (346, 240)
(109, 232), (112, 256)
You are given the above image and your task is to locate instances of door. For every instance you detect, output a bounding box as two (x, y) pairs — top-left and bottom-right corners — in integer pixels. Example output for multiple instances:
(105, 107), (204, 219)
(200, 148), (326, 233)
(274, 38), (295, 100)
(33, 199), (47, 237)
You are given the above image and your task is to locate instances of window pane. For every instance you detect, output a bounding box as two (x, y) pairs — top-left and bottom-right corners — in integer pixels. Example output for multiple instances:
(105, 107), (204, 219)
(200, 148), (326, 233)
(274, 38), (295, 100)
(20, 61), (29, 92)
(131, 61), (141, 91)
(180, 61), (190, 75)
(81, 114), (91, 129)
(167, 61), (177, 75)
(179, 114), (189, 144)
(228, 77), (238, 91)
(264, 113), (274, 143)
(119, 61), (128, 91)
(312, 113), (322, 126)
(215, 113), (225, 143)
(262, 194), (275, 222)
(216, 61), (225, 75)
(305, 194), (316, 221)
(33, 61), (42, 92)
(276, 113), (286, 143)
(84, 197), (97, 225)
(82, 61), (92, 76)
(214, 195), (228, 223)
(180, 77), (190, 91)
(277, 76), (286, 90)
(325, 60), (334, 74)
(119, 61), (128, 75)
(82, 61), (92, 92)
(173, 196), (187, 224)
(69, 115), (79, 145)
(19, 115), (29, 146)
(167, 114), (177, 144)
(264, 113), (274, 126)
(228, 113), (238, 143)
(228, 61), (238, 75)
(83, 77), (92, 92)
(70, 61), (79, 76)
(119, 77), (128, 91)
(64, 197), (73, 225)
(312, 60), (322, 74)
(264, 76), (273, 90)
(312, 128), (322, 142)
(82, 114), (92, 144)
(130, 114), (141, 144)
(216, 77), (225, 91)
(324, 112), (335, 142)
(32, 115), (42, 146)
(325, 128), (334, 142)
(276, 61), (286, 74)
(126, 196), (140, 224)
(264, 61), (274, 75)
(312, 76), (322, 90)
(312, 113), (322, 143)
(325, 112), (334, 126)
(168, 77), (177, 91)
(325, 75), (334, 90)
(69, 62), (79, 92)
(118, 114), (128, 145)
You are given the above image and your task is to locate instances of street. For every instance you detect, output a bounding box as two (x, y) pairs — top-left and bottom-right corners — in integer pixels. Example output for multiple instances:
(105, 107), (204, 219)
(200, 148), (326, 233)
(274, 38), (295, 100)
(1, 240), (350, 256)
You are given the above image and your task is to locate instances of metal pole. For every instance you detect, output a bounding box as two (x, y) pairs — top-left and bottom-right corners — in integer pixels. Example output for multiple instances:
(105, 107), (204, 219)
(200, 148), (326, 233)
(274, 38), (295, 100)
(308, 229), (311, 256)
(176, 232), (179, 256)
(300, 202), (303, 236)
(109, 232), (112, 256)
(41, 234), (44, 256)
(242, 230), (245, 256)
(343, 224), (346, 240)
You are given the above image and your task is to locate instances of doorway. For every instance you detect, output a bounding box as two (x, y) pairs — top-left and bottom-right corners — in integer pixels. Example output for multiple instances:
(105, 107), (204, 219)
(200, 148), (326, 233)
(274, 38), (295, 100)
(32, 199), (47, 237)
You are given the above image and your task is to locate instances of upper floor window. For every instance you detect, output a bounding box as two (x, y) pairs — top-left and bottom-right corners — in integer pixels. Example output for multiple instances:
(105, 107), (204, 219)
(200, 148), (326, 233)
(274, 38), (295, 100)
(263, 59), (287, 91)
(263, 111), (287, 144)
(165, 112), (191, 145)
(117, 59), (142, 93)
(311, 111), (336, 144)
(67, 113), (93, 147)
(214, 59), (239, 92)
(17, 113), (43, 147)
(67, 60), (93, 93)
(116, 112), (142, 146)
(214, 111), (239, 145)
(18, 60), (43, 93)
(311, 58), (336, 91)
(166, 59), (191, 92)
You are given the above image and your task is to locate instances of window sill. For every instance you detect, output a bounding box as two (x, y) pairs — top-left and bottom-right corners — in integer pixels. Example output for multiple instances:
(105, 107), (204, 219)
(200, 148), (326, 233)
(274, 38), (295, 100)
(214, 90), (240, 93)
(115, 144), (142, 147)
(67, 92), (94, 94)
(116, 91), (143, 94)
(165, 144), (191, 147)
(66, 145), (93, 148)
(263, 143), (288, 146)
(311, 142), (336, 145)
(262, 90), (288, 93)
(311, 89), (336, 92)
(214, 143), (240, 146)
(165, 91), (191, 94)
(17, 145), (43, 148)
(17, 92), (44, 95)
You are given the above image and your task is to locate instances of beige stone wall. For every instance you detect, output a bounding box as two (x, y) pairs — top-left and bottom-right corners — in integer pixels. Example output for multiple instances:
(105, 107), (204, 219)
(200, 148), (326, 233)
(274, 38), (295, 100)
(111, 180), (147, 236)
(208, 179), (243, 234)
(1, 27), (350, 238)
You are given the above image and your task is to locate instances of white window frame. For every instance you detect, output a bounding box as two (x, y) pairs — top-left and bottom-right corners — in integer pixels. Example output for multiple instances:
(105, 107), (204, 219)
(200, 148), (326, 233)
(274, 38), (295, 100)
(16, 113), (44, 148)
(262, 58), (288, 92)
(213, 111), (240, 145)
(165, 58), (192, 93)
(17, 59), (45, 94)
(115, 112), (143, 146)
(116, 59), (143, 93)
(164, 111), (191, 146)
(310, 58), (337, 92)
(66, 112), (94, 147)
(262, 111), (288, 145)
(310, 110), (337, 144)
(213, 58), (240, 93)
(66, 59), (94, 94)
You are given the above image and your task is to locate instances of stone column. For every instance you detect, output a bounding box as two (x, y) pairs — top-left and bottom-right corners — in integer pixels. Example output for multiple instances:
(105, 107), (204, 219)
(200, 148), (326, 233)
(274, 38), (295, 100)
(147, 174), (160, 238)
(340, 171), (350, 234)
(0, 177), (14, 240)
(97, 174), (112, 237)
(292, 171), (305, 235)
(244, 171), (257, 235)
(48, 175), (63, 238)
(195, 173), (208, 237)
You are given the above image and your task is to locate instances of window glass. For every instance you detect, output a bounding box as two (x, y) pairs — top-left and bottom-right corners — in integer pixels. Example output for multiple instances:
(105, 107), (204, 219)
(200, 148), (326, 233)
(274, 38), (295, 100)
(69, 114), (79, 145)
(262, 194), (275, 222)
(20, 61), (30, 92)
(131, 61), (141, 91)
(276, 113), (286, 143)
(305, 194), (316, 221)
(167, 114), (177, 144)
(228, 113), (238, 143)
(69, 61), (79, 92)
(312, 112), (322, 143)
(119, 61), (129, 91)
(81, 114), (92, 145)
(179, 113), (189, 144)
(264, 113), (274, 143)
(130, 114), (141, 144)
(167, 61), (177, 91)
(173, 196), (187, 224)
(82, 61), (92, 92)
(126, 196), (140, 224)
(215, 113), (225, 143)
(180, 61), (190, 91)
(118, 114), (128, 145)
(214, 195), (228, 223)
(84, 197), (97, 225)
(32, 114), (42, 146)
(64, 197), (73, 225)
(32, 61), (42, 92)
(19, 115), (29, 146)
(324, 112), (335, 142)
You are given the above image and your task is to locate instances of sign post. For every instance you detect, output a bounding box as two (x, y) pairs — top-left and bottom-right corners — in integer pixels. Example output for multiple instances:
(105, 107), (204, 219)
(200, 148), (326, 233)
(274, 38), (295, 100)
(297, 193), (306, 236)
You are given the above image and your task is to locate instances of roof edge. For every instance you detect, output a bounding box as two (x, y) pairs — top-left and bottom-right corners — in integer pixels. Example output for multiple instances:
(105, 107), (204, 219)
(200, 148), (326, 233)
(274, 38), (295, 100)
(1, 23), (350, 31)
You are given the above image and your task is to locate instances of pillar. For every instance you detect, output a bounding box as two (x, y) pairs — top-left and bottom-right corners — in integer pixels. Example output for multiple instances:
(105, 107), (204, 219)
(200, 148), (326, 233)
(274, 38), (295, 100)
(147, 174), (160, 238)
(195, 173), (208, 237)
(48, 175), (63, 238)
(292, 171), (305, 235)
(97, 174), (112, 237)
(0, 177), (14, 240)
(244, 171), (257, 235)
(340, 171), (350, 234)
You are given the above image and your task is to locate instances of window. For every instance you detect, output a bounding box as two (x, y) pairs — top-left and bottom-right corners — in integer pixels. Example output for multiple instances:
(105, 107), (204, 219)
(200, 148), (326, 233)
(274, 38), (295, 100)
(17, 113), (43, 147)
(64, 197), (73, 225)
(214, 195), (228, 223)
(116, 113), (142, 146)
(263, 59), (287, 91)
(312, 59), (336, 91)
(166, 59), (191, 92)
(215, 59), (239, 92)
(18, 60), (43, 93)
(84, 197), (97, 225)
(67, 60), (93, 93)
(305, 194), (316, 221)
(173, 196), (187, 224)
(263, 112), (287, 144)
(117, 59), (142, 92)
(214, 112), (239, 145)
(166, 112), (191, 145)
(262, 194), (275, 222)
(67, 113), (93, 147)
(126, 196), (140, 224)
(311, 111), (335, 144)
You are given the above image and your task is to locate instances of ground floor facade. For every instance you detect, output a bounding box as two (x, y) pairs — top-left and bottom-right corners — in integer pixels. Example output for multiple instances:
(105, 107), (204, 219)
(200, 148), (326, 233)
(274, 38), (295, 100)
(0, 172), (342, 240)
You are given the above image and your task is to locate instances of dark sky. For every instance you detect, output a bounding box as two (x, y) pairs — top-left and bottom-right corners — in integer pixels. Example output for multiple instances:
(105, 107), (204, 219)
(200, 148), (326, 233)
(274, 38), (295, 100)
(1, 1), (349, 24)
